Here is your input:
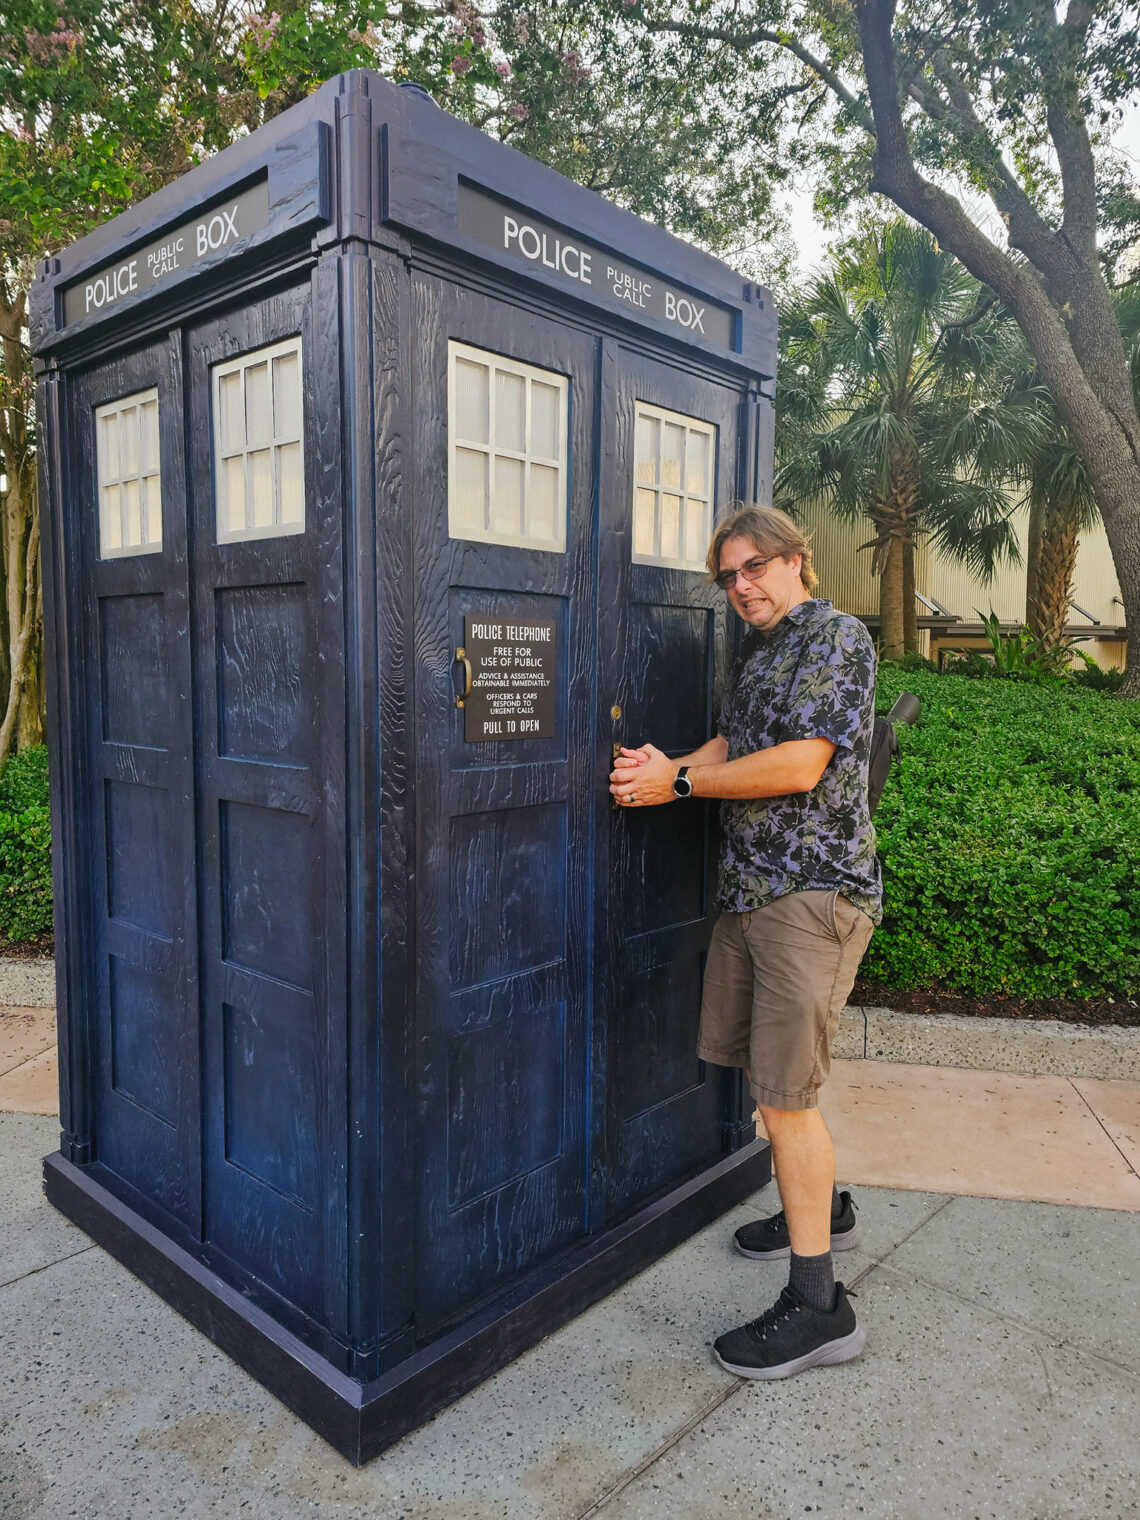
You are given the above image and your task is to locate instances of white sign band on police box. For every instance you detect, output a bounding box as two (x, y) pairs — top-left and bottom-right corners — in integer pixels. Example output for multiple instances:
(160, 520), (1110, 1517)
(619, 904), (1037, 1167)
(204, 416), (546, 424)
(458, 183), (737, 352)
(62, 180), (272, 327)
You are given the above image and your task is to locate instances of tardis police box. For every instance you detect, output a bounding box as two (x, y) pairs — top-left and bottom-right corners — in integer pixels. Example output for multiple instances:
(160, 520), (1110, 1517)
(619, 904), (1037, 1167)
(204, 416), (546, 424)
(31, 70), (777, 1463)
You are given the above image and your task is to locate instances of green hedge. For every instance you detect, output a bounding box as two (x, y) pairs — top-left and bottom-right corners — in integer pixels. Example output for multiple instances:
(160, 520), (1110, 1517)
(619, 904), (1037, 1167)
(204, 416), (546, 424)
(869, 668), (1140, 999)
(0, 746), (52, 944)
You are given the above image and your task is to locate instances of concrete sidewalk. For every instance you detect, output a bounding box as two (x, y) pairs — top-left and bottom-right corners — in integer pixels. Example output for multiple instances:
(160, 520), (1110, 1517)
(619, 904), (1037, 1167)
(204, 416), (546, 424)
(2, 966), (1139, 1518)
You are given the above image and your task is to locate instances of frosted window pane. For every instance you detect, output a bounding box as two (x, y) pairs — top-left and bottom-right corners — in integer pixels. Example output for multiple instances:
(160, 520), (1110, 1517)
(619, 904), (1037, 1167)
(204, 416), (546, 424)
(249, 449), (273, 527)
(661, 424), (684, 490)
(684, 498), (708, 567)
(492, 454), (525, 536)
(634, 488), (656, 557)
(660, 494), (682, 561)
(455, 359), (490, 444)
(102, 486), (122, 552)
(530, 382), (560, 460)
(218, 372), (244, 453)
(139, 476), (160, 547)
(277, 443), (303, 526)
(99, 414), (119, 482)
(452, 448), (488, 533)
(140, 400), (160, 473)
(120, 409), (140, 477)
(245, 362), (271, 449)
(686, 430), (710, 495)
(123, 478), (141, 547)
(224, 456), (246, 534)
(635, 415), (659, 484)
(272, 351), (301, 440)
(495, 370), (526, 454)
(527, 464), (559, 543)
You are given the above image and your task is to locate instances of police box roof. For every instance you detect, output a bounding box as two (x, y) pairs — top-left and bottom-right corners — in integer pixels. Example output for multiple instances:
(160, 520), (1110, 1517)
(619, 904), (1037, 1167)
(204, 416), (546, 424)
(30, 69), (776, 381)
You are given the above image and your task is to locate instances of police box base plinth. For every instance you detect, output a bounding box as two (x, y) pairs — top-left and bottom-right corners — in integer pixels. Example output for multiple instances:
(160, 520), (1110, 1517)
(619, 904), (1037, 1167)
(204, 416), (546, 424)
(43, 1140), (772, 1465)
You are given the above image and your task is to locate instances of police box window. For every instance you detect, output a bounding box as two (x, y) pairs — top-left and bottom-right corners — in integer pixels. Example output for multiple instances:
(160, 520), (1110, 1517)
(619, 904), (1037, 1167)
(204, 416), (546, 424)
(95, 389), (163, 559)
(631, 403), (716, 571)
(212, 337), (305, 544)
(448, 341), (569, 553)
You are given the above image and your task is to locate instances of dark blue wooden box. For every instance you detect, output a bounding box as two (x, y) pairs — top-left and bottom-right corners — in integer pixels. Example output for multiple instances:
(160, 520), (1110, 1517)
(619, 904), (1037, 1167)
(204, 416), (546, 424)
(31, 70), (775, 1462)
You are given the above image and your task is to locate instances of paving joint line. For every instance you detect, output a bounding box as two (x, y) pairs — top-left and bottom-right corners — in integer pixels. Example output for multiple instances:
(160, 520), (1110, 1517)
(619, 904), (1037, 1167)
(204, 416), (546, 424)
(572, 1380), (743, 1520)
(866, 1255), (1140, 1384)
(0, 1244), (96, 1294)
(1067, 1076), (1139, 1181)
(848, 1192), (957, 1290)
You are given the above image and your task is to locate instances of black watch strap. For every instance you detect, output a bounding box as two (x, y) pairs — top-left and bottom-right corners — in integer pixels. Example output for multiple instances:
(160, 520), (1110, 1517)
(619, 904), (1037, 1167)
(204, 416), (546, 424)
(672, 765), (693, 799)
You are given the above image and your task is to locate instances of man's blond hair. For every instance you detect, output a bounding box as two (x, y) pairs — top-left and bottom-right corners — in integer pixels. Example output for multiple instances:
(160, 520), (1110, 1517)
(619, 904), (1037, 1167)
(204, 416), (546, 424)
(706, 504), (818, 592)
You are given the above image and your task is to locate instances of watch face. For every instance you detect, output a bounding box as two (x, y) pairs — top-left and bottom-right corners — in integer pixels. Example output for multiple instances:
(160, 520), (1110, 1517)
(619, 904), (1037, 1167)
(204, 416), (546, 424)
(673, 772), (692, 798)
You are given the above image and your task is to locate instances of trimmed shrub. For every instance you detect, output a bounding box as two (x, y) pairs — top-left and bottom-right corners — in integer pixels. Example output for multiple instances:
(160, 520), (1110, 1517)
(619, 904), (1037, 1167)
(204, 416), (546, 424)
(0, 746), (52, 944)
(869, 669), (1140, 999)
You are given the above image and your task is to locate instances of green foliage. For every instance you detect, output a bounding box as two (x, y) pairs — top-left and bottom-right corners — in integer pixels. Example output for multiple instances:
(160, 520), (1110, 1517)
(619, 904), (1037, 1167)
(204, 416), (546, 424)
(868, 668), (1140, 1000)
(1072, 650), (1127, 694)
(0, 745), (51, 943)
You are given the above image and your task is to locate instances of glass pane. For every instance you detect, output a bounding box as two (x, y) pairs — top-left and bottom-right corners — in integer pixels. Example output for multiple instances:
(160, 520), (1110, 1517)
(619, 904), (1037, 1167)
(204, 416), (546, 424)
(141, 399), (160, 474)
(633, 488), (656, 558)
(686, 429), (710, 496)
(527, 464), (559, 544)
(97, 412), (119, 483)
(684, 496), (709, 568)
(660, 493), (682, 561)
(249, 448), (274, 527)
(120, 408), (140, 478)
(635, 413), (659, 484)
(245, 362), (271, 449)
(223, 455), (246, 535)
(272, 350), (302, 441)
(491, 454), (524, 536)
(101, 485), (122, 554)
(451, 447), (488, 535)
(530, 381), (561, 460)
(140, 474), (162, 548)
(123, 478), (142, 547)
(454, 359), (490, 445)
(661, 424), (684, 490)
(277, 443), (304, 527)
(218, 371), (244, 453)
(495, 369), (526, 454)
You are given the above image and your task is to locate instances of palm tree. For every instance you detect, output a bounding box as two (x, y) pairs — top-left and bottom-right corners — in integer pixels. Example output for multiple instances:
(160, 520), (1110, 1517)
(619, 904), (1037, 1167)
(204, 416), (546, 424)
(775, 221), (1042, 658)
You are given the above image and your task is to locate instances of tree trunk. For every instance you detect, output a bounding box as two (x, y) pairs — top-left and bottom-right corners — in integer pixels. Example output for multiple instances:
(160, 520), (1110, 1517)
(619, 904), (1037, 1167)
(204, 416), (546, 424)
(902, 535), (918, 654)
(1027, 503), (1081, 652)
(879, 534), (905, 659)
(1025, 494), (1044, 628)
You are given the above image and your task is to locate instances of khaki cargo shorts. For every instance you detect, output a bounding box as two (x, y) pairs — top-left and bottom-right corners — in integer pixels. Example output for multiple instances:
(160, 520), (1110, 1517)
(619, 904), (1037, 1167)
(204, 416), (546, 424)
(697, 889), (875, 1111)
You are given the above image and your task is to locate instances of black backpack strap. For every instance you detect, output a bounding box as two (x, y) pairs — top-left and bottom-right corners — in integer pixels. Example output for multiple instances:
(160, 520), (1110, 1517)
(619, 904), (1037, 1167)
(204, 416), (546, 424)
(867, 716), (899, 818)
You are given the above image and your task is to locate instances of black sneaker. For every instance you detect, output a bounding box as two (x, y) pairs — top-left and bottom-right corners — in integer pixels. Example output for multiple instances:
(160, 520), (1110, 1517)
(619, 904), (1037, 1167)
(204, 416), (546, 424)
(713, 1283), (865, 1379)
(734, 1190), (861, 1260)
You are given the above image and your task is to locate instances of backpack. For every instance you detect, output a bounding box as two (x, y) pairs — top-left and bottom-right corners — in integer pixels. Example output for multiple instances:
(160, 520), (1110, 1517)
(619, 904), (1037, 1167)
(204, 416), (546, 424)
(868, 693), (920, 817)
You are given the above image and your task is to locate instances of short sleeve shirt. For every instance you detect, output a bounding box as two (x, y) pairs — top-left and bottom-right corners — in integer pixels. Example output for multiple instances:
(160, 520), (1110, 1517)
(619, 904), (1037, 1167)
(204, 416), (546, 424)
(717, 598), (882, 922)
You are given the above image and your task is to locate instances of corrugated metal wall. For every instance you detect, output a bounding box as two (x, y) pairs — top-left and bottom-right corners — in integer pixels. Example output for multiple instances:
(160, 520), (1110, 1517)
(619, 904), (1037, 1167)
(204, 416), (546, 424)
(798, 502), (1126, 668)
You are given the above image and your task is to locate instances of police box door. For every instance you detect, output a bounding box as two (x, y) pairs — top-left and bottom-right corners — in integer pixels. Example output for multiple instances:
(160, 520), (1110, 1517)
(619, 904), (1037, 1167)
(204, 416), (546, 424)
(596, 346), (741, 1219)
(411, 280), (596, 1334)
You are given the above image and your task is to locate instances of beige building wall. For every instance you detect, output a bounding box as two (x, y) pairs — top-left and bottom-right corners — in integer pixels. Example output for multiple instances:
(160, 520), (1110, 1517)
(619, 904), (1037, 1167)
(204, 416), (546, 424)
(800, 502), (1127, 669)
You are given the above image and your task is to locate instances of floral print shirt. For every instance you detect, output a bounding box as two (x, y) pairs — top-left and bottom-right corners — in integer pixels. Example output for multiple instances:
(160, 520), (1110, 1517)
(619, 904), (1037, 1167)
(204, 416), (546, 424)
(717, 598), (882, 922)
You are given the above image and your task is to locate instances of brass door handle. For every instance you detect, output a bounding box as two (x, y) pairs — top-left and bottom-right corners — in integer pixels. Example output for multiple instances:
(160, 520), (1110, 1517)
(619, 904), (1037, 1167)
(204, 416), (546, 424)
(455, 646), (473, 708)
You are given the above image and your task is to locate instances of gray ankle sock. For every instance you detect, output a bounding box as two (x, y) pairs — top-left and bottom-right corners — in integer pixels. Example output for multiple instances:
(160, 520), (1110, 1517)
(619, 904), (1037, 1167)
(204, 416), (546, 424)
(831, 1186), (843, 1220)
(789, 1250), (836, 1313)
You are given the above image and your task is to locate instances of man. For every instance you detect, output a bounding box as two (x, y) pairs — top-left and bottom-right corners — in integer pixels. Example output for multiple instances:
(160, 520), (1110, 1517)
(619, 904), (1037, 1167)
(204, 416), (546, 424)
(609, 503), (880, 1380)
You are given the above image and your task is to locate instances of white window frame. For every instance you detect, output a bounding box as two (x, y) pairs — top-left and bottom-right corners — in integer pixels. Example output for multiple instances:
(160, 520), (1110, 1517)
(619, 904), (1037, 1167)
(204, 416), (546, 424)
(212, 336), (306, 545)
(447, 341), (570, 553)
(95, 388), (163, 559)
(631, 401), (717, 572)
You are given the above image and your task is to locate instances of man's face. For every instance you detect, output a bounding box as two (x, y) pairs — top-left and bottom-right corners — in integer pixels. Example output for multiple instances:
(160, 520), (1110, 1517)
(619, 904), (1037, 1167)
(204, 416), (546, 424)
(718, 535), (806, 632)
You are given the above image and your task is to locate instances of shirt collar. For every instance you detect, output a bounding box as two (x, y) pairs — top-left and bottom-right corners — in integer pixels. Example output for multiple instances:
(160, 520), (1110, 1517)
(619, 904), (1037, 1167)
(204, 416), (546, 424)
(759, 597), (832, 640)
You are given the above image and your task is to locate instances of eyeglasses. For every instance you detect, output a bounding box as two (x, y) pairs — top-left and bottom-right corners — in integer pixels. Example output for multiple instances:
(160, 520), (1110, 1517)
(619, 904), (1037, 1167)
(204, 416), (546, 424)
(715, 554), (776, 591)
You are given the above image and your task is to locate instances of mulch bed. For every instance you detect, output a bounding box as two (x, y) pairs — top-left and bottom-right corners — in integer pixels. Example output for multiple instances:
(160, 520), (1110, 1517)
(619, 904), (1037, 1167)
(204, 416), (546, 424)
(853, 976), (1140, 1029)
(0, 935), (53, 960)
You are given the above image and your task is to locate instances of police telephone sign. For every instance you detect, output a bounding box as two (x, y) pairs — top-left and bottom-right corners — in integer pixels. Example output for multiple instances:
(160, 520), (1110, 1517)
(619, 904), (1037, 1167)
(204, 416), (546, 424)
(61, 180), (271, 326)
(462, 615), (557, 742)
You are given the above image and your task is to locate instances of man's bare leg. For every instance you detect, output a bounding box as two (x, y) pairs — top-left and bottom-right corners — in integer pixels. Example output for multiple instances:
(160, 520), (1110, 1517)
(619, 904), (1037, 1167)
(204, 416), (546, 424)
(756, 1104), (834, 1256)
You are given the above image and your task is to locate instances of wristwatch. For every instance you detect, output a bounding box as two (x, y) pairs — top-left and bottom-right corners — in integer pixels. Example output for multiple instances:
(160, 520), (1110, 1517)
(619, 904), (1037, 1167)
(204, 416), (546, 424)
(672, 765), (693, 799)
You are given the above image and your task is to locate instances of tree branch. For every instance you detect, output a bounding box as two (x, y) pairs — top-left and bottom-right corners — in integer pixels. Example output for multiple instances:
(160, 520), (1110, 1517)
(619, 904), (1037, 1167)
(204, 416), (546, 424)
(1046, 0), (1098, 262)
(642, 15), (873, 131)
